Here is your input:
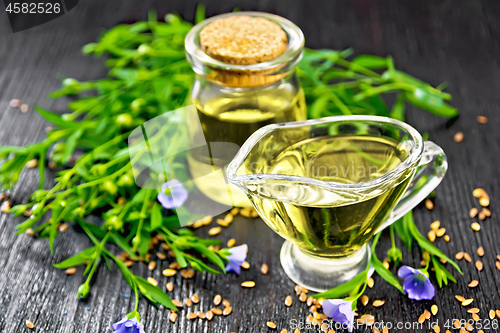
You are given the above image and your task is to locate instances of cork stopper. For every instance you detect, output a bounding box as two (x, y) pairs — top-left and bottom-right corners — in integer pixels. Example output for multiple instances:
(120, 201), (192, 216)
(200, 16), (288, 65)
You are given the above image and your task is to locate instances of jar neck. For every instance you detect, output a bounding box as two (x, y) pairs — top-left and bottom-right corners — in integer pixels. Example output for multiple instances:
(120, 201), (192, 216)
(185, 12), (304, 88)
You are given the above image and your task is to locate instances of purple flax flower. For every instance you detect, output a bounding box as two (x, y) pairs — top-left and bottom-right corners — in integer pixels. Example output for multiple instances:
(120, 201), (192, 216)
(112, 317), (145, 333)
(225, 244), (248, 274)
(322, 299), (355, 332)
(398, 265), (435, 300)
(157, 179), (188, 209)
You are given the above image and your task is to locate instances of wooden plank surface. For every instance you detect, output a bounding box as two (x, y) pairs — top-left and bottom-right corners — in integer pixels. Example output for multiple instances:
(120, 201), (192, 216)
(1, 0), (499, 332)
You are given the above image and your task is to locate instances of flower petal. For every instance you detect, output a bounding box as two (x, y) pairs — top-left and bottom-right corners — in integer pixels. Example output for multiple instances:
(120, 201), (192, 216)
(398, 265), (420, 278)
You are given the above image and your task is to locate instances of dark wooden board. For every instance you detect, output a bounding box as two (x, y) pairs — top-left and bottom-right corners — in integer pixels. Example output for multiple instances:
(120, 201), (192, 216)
(1, 0), (500, 332)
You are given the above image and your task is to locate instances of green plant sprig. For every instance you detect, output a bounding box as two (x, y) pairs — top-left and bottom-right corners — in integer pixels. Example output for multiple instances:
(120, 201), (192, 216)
(0, 6), (459, 311)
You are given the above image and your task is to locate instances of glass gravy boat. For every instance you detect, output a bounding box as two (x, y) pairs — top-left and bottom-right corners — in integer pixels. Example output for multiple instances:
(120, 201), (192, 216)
(227, 116), (447, 291)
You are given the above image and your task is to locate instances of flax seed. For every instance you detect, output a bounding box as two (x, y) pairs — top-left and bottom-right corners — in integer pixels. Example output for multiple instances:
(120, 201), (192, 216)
(166, 282), (174, 292)
(430, 220), (440, 229)
(359, 314), (375, 326)
(211, 308), (223, 315)
(373, 329), (380, 333)
(462, 298), (473, 306)
(206, 310), (213, 321)
(469, 207), (478, 218)
(222, 299), (230, 307)
(479, 197), (489, 207)
(444, 235), (450, 242)
(471, 222), (481, 231)
(421, 260), (427, 267)
(361, 295), (369, 306)
(147, 277), (157, 286)
(157, 252), (167, 260)
(383, 327), (388, 333)
(285, 295), (293, 307)
(209, 227), (222, 236)
(169, 312), (177, 322)
(294, 330), (301, 333)
(424, 310), (431, 319)
(169, 262), (181, 270)
(436, 228), (446, 237)
(223, 306), (232, 315)
(477, 246), (485, 256)
(1, 200), (11, 213)
(439, 258), (447, 264)
(455, 295), (466, 302)
(428, 230), (436, 242)
(20, 104), (29, 113)
(187, 312), (197, 320)
(26, 228), (35, 237)
(433, 324), (440, 333)
(299, 292), (307, 302)
(482, 208), (491, 217)
(425, 199), (434, 210)
(241, 280), (255, 288)
(478, 211), (486, 220)
(250, 209), (259, 218)
(475, 260), (483, 271)
(10, 99), (21, 107)
(382, 261), (390, 269)
(227, 238), (236, 247)
(467, 308), (480, 314)
(367, 277), (374, 288)
(468, 280), (479, 288)
(65, 267), (77, 275)
(184, 298), (192, 307)
(181, 268), (194, 279)
(267, 321), (277, 329)
(280, 330), (287, 333)
(465, 322), (473, 331)
(496, 310), (500, 319)
(26, 320), (34, 329)
(463, 252), (472, 262)
(496, 261), (500, 271)
(454, 131), (464, 143)
(172, 299), (182, 307)
(489, 309), (495, 319)
(453, 319), (461, 328)
(148, 261), (156, 271)
(241, 261), (250, 269)
(197, 311), (205, 319)
(477, 116), (488, 124)
(124, 260), (133, 267)
(191, 294), (199, 303)
(163, 269), (177, 277)
(373, 300), (385, 307)
(260, 263), (269, 275)
(214, 294), (222, 305)
(431, 304), (438, 315)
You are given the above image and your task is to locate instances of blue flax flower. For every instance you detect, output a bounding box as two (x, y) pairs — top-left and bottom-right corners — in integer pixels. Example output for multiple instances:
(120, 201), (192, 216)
(398, 265), (435, 300)
(225, 244), (248, 274)
(322, 299), (355, 332)
(157, 179), (188, 209)
(112, 317), (145, 333)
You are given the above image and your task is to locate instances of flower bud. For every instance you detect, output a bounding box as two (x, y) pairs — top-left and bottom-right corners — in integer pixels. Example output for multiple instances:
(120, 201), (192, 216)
(387, 247), (403, 266)
(77, 283), (90, 299)
(102, 180), (118, 196)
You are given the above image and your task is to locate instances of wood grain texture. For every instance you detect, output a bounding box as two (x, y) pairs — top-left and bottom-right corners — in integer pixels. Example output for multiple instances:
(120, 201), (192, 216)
(1, 0), (500, 332)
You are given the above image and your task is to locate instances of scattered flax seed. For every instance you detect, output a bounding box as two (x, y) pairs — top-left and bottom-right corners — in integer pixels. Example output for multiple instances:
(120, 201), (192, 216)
(465, 322), (473, 331)
(65, 267), (77, 275)
(26, 320), (34, 329)
(285, 295), (293, 307)
(472, 313), (480, 321)
(471, 222), (481, 231)
(206, 310), (213, 321)
(250, 209), (259, 218)
(162, 269), (177, 277)
(147, 277), (158, 286)
(172, 299), (182, 307)
(373, 328), (380, 333)
(382, 261), (389, 269)
(358, 314), (375, 326)
(477, 246), (485, 257)
(241, 261), (250, 269)
(20, 104), (29, 113)
(294, 330), (301, 333)
(489, 309), (495, 319)
(482, 208), (491, 217)
(261, 263), (269, 275)
(306, 297), (314, 307)
(169, 261), (181, 270)
(209, 227), (222, 236)
(383, 327), (388, 333)
(436, 228), (446, 237)
(214, 295), (222, 305)
(478, 330), (484, 333)
(425, 199), (434, 210)
(148, 262), (156, 271)
(10, 99), (21, 107)
(479, 197), (490, 207)
(373, 300), (385, 307)
(157, 252), (167, 260)
(166, 282), (174, 292)
(224, 214), (234, 223)
(478, 211), (486, 220)
(420, 260), (427, 267)
(428, 230), (436, 242)
(453, 319), (461, 328)
(439, 258), (447, 264)
(191, 294), (200, 303)
(433, 324), (440, 333)
(496, 309), (500, 319)
(467, 308), (480, 314)
(180, 268), (194, 279)
(267, 321), (277, 329)
(223, 306), (232, 316)
(187, 312), (198, 320)
(361, 295), (369, 306)
(227, 238), (236, 247)
(211, 307), (223, 315)
(124, 261), (133, 268)
(26, 159), (38, 168)
(184, 298), (192, 307)
(424, 310), (431, 319)
(197, 311), (206, 319)
(299, 293), (307, 302)
(468, 280), (479, 288)
(455, 295), (466, 302)
(169, 312), (177, 322)
(26, 228), (35, 237)
(58, 223), (69, 232)
(462, 298), (473, 306)
(280, 330), (287, 333)
(477, 116), (488, 124)
(475, 260), (483, 271)
(431, 221), (440, 230)
(1, 200), (11, 213)
(241, 281), (255, 288)
(496, 261), (500, 271)
(463, 252), (472, 262)
(431, 304), (438, 315)
(473, 188), (487, 198)
(222, 299), (230, 307)
(469, 207), (478, 218)
(367, 277), (374, 288)
(454, 131), (464, 143)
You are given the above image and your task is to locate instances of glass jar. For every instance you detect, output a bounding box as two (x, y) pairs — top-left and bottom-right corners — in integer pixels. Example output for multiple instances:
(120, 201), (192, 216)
(185, 12), (306, 207)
